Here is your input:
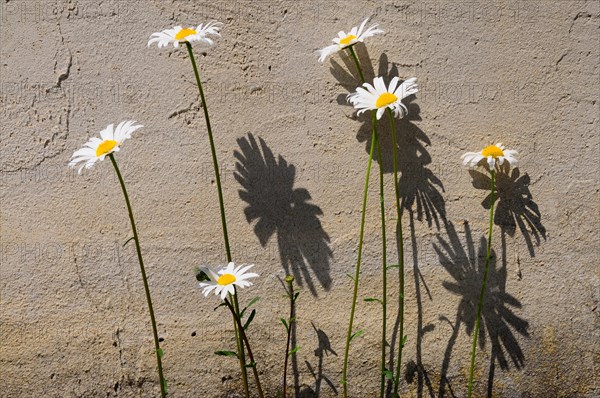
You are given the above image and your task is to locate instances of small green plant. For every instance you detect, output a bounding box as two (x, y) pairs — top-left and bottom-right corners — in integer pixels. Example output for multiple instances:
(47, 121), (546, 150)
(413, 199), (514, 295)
(281, 275), (300, 397)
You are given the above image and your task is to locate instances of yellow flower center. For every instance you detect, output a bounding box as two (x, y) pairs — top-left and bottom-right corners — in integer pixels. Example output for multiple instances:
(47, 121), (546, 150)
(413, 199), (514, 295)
(217, 273), (236, 286)
(175, 28), (197, 41)
(96, 140), (117, 157)
(481, 145), (504, 158)
(375, 92), (398, 108)
(339, 34), (357, 46)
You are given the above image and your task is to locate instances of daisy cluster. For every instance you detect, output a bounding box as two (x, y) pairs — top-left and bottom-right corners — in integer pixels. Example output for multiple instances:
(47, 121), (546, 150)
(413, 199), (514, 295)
(317, 17), (519, 171)
(68, 16), (520, 302)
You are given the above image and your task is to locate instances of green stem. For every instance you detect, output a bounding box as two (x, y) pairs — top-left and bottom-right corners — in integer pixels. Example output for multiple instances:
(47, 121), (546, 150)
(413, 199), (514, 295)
(185, 41), (250, 397)
(346, 46), (389, 398)
(348, 46), (365, 83)
(467, 170), (496, 397)
(224, 298), (265, 398)
(282, 277), (295, 397)
(341, 123), (376, 398)
(109, 154), (166, 397)
(374, 120), (388, 398)
(185, 41), (231, 261)
(388, 108), (405, 398)
(232, 292), (250, 398)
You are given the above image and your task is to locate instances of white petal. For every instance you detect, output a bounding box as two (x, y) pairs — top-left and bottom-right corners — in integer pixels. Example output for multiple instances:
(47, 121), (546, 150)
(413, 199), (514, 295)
(356, 18), (369, 37)
(373, 77), (386, 94)
(388, 76), (400, 93)
(395, 77), (419, 99)
(317, 45), (340, 62)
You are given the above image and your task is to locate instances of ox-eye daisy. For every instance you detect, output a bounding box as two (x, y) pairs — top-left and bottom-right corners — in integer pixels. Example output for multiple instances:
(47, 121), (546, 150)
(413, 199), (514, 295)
(461, 143), (519, 171)
(348, 76), (418, 120)
(68, 120), (164, 395)
(199, 262), (258, 300)
(148, 21), (222, 48)
(461, 144), (519, 396)
(317, 18), (383, 62)
(68, 121), (142, 174)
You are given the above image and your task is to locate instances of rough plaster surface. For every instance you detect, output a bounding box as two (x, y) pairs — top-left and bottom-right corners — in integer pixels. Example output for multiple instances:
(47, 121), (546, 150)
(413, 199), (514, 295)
(1, 0), (599, 397)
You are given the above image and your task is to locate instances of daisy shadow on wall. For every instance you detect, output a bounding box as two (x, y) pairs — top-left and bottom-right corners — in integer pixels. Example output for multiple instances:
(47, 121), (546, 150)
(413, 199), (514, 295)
(434, 221), (530, 398)
(234, 134), (333, 296)
(468, 166), (546, 257)
(330, 50), (446, 228)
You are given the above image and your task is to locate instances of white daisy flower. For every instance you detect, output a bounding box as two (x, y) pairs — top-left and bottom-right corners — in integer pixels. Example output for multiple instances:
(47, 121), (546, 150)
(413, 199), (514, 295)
(348, 76), (418, 120)
(461, 143), (519, 171)
(199, 262), (259, 300)
(317, 18), (383, 62)
(68, 121), (142, 174)
(148, 21), (223, 48)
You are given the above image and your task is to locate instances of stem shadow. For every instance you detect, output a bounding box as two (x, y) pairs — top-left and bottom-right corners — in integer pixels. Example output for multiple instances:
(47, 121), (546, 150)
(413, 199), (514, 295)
(299, 323), (339, 398)
(403, 210), (436, 398)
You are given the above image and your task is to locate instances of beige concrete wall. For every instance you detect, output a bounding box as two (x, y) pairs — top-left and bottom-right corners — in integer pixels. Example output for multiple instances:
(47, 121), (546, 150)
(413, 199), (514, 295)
(1, 0), (598, 397)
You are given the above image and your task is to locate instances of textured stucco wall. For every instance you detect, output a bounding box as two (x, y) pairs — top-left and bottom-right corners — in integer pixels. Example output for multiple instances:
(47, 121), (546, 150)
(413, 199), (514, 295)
(1, 0), (599, 397)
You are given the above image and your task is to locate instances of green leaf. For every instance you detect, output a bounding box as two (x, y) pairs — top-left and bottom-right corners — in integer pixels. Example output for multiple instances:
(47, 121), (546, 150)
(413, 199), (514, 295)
(383, 368), (393, 380)
(240, 296), (261, 318)
(196, 269), (210, 282)
(243, 309), (256, 330)
(280, 318), (289, 332)
(386, 264), (400, 270)
(401, 335), (408, 347)
(349, 329), (364, 343)
(157, 348), (164, 358)
(293, 292), (300, 303)
(161, 378), (168, 393)
(247, 296), (261, 308)
(364, 297), (382, 305)
(346, 273), (355, 281)
(288, 316), (296, 324)
(123, 237), (135, 247)
(245, 361), (256, 368)
(214, 350), (238, 358)
(288, 345), (301, 356)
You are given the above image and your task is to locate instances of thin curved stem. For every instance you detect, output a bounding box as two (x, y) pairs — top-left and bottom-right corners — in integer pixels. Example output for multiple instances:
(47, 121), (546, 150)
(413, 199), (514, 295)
(282, 277), (295, 398)
(467, 169), (496, 397)
(232, 292), (250, 398)
(109, 154), (166, 397)
(185, 42), (249, 397)
(374, 121), (388, 398)
(348, 46), (365, 83)
(341, 126), (376, 398)
(185, 42), (231, 261)
(346, 46), (389, 398)
(388, 109), (405, 398)
(224, 298), (265, 398)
